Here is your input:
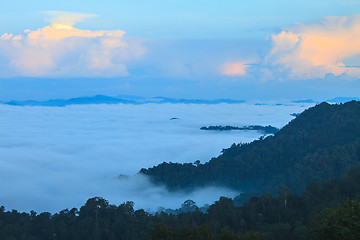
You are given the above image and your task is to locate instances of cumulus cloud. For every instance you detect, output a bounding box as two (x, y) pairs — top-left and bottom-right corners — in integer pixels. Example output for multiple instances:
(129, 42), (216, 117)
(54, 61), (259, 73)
(0, 13), (145, 77)
(265, 15), (360, 80)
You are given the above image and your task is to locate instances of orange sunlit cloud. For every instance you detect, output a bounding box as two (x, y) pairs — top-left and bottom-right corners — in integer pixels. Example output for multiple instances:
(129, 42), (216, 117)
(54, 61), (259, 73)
(266, 15), (360, 80)
(23, 24), (125, 40)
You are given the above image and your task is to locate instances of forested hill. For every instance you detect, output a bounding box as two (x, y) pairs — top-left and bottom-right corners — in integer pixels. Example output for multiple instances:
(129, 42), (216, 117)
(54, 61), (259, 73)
(140, 101), (360, 195)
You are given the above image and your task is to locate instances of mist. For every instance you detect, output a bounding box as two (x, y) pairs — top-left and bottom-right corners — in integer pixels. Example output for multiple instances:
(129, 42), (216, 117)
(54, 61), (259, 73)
(0, 102), (313, 213)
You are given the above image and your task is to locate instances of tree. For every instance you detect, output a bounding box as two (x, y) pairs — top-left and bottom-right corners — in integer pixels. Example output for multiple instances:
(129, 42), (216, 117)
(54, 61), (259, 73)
(312, 200), (360, 240)
(181, 200), (198, 213)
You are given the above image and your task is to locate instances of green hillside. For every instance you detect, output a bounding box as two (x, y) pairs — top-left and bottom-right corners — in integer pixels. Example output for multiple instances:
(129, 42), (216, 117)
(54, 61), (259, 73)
(140, 101), (360, 195)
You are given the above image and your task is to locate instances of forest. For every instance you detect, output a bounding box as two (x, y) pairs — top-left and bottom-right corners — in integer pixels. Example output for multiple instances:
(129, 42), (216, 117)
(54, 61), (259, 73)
(141, 101), (360, 198)
(1, 165), (360, 239)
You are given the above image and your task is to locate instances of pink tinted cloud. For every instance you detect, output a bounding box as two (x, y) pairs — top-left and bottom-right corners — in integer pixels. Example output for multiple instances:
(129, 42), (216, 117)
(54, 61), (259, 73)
(266, 15), (360, 80)
(221, 62), (249, 76)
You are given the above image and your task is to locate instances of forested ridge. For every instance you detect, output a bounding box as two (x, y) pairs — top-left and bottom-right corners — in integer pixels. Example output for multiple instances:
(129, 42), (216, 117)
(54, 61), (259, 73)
(2, 166), (360, 239)
(140, 101), (360, 196)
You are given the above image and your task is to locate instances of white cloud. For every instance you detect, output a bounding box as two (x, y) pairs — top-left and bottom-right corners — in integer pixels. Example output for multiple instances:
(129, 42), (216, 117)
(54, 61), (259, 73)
(265, 15), (360, 80)
(0, 16), (145, 77)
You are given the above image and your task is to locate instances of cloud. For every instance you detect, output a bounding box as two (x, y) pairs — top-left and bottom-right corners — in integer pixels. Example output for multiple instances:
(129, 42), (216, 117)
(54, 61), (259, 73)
(221, 62), (249, 76)
(0, 15), (145, 78)
(45, 11), (97, 26)
(0, 102), (311, 212)
(265, 15), (360, 80)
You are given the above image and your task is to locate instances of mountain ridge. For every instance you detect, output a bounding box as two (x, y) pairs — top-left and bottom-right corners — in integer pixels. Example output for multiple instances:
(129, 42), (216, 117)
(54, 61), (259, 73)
(3, 95), (359, 106)
(3, 95), (246, 106)
(140, 101), (360, 196)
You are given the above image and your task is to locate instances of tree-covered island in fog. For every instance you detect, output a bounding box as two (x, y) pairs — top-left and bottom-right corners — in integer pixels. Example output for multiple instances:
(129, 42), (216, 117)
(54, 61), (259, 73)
(200, 125), (279, 134)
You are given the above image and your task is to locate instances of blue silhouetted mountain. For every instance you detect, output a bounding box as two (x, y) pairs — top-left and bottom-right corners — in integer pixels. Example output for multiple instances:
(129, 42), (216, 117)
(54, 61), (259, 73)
(151, 97), (245, 104)
(292, 99), (316, 103)
(4, 95), (245, 106)
(5, 95), (139, 106)
(326, 97), (360, 103)
(140, 101), (360, 196)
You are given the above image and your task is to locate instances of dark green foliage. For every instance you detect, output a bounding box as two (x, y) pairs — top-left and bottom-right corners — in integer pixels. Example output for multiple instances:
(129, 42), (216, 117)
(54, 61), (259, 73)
(312, 200), (360, 240)
(2, 166), (360, 239)
(0, 197), (154, 240)
(141, 101), (360, 196)
(147, 163), (360, 240)
(149, 224), (264, 240)
(149, 224), (215, 240)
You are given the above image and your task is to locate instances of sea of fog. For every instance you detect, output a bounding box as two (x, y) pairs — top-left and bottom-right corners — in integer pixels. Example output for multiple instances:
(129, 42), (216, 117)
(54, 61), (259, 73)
(0, 102), (314, 213)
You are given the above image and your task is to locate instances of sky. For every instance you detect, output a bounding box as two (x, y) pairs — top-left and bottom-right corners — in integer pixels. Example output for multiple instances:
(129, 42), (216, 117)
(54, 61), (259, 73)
(0, 1), (360, 100)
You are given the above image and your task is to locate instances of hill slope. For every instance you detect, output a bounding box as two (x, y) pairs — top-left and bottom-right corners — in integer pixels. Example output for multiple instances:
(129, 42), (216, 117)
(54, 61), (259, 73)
(140, 101), (360, 195)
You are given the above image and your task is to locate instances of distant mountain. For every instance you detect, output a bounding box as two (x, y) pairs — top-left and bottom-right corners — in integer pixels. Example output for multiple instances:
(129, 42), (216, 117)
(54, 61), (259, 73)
(6, 95), (138, 106)
(6, 95), (358, 106)
(116, 94), (146, 101)
(140, 101), (360, 196)
(292, 99), (316, 103)
(290, 97), (360, 104)
(151, 97), (245, 104)
(3, 95), (245, 106)
(326, 97), (360, 103)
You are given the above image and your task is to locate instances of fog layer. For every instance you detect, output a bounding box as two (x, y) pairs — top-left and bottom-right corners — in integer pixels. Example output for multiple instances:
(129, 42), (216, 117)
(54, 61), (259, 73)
(0, 102), (313, 212)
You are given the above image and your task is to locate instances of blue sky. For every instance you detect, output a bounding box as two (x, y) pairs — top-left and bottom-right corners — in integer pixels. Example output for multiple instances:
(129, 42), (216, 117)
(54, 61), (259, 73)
(2, 0), (360, 38)
(0, 0), (360, 100)
(0, 1), (298, 37)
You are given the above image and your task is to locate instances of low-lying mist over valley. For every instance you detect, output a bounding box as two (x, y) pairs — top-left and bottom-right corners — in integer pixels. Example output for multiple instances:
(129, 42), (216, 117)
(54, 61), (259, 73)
(0, 101), (313, 212)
